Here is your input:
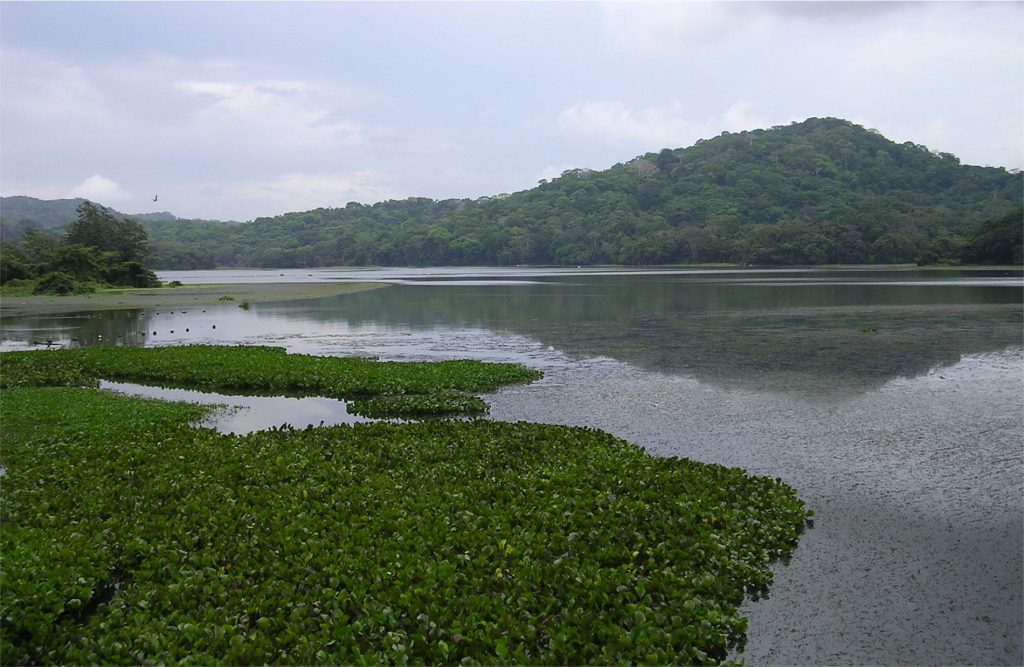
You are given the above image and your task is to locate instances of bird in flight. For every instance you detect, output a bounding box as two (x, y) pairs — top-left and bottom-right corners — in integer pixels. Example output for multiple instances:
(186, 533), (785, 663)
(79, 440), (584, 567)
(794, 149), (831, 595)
(153, 195), (158, 202)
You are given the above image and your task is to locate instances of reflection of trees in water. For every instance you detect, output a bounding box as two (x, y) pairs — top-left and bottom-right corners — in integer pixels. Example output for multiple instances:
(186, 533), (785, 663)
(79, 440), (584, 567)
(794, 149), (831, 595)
(3, 275), (1021, 393)
(301, 278), (1023, 393)
(4, 310), (152, 348)
(596, 307), (1021, 394)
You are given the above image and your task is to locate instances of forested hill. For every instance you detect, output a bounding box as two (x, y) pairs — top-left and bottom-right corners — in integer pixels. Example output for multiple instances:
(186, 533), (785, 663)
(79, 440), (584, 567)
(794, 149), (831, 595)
(0, 197), (103, 237)
(12, 117), (1024, 267)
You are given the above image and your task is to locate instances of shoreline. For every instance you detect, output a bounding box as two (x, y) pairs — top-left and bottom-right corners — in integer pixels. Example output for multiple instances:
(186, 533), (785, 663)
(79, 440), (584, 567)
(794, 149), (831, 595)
(0, 281), (389, 318)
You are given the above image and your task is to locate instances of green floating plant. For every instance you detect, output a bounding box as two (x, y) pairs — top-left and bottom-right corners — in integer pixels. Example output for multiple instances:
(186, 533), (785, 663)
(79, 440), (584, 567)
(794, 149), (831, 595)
(349, 392), (489, 418)
(1, 345), (543, 417)
(1, 346), (811, 665)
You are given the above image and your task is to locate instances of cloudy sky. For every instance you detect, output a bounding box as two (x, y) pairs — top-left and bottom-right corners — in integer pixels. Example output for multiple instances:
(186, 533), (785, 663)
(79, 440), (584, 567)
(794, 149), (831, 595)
(2, 1), (1021, 221)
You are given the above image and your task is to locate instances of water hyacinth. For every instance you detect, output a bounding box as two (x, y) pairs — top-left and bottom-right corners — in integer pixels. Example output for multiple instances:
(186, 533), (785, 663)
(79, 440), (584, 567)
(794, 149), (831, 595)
(1, 347), (812, 664)
(0, 345), (542, 417)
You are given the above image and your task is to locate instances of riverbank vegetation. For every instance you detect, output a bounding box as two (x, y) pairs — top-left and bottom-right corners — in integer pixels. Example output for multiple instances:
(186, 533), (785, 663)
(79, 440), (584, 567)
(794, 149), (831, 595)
(1, 346), (811, 664)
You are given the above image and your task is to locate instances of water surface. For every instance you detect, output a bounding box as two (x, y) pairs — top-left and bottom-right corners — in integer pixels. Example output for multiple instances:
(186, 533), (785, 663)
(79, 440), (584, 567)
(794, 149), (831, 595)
(100, 380), (379, 435)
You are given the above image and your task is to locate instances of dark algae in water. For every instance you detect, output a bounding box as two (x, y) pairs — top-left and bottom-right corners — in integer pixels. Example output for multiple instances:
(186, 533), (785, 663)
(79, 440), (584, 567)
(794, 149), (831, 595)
(1, 346), (811, 664)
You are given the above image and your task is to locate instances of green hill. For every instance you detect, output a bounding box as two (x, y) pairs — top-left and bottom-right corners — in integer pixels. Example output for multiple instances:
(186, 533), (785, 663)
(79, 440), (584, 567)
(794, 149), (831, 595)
(0, 197), (183, 238)
(0, 196), (100, 239)
(7, 118), (1022, 267)
(145, 117), (1020, 268)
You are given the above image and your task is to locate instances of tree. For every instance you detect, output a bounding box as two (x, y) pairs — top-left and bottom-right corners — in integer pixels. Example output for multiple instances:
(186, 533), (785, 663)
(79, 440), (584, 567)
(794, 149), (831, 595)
(0, 243), (30, 284)
(65, 201), (150, 263)
(18, 229), (63, 267)
(49, 244), (103, 280)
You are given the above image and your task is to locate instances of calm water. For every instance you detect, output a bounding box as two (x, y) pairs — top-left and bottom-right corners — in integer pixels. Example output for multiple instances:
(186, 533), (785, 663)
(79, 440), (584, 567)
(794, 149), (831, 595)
(2, 267), (1022, 665)
(99, 380), (385, 435)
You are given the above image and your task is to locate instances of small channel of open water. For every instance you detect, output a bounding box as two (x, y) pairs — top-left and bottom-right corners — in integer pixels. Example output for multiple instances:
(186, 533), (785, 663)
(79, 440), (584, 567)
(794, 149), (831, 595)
(99, 381), (383, 435)
(2, 267), (1022, 665)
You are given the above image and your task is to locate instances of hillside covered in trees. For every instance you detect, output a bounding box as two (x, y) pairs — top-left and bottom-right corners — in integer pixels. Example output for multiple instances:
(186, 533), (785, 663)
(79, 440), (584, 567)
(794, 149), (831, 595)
(4, 118), (1022, 268)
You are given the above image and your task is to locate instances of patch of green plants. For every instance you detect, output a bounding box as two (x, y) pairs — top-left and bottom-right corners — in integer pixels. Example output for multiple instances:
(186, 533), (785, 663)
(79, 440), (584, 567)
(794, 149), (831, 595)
(0, 345), (543, 418)
(32, 271), (98, 295)
(1, 381), (811, 664)
(349, 391), (489, 418)
(0, 278), (36, 296)
(0, 351), (101, 388)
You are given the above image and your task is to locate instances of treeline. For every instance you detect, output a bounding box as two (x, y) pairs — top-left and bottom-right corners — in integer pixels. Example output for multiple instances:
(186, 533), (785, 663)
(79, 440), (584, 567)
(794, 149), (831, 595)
(0, 201), (160, 293)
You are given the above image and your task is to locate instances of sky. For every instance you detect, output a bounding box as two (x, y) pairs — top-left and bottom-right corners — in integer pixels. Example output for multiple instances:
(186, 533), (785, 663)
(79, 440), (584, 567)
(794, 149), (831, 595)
(1, 1), (1021, 222)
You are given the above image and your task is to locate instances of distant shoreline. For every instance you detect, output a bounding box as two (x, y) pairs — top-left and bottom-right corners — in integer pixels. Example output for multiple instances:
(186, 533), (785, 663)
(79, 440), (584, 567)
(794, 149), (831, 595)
(0, 282), (388, 318)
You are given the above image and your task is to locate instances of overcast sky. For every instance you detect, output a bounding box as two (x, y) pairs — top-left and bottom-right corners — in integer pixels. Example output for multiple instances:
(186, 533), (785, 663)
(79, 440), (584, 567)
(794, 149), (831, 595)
(1, 1), (1021, 221)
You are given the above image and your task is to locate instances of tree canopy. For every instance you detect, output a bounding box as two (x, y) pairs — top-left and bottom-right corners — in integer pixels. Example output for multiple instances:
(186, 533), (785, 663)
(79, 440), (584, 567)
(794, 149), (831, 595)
(65, 201), (150, 264)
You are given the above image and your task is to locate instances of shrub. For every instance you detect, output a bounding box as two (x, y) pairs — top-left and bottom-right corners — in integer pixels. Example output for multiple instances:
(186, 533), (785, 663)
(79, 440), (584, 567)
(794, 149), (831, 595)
(104, 261), (162, 288)
(31, 272), (96, 295)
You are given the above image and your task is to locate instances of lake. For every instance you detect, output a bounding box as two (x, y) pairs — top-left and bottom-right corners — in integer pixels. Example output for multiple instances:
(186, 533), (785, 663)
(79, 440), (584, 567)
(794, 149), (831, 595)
(2, 266), (1022, 665)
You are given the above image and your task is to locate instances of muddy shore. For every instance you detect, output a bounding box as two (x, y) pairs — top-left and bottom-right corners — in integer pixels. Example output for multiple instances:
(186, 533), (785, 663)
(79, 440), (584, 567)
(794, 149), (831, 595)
(0, 282), (389, 317)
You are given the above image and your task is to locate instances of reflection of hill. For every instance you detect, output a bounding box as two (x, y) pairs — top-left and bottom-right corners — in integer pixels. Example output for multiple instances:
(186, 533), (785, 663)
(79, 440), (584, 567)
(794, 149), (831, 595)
(2, 274), (1020, 396)
(290, 275), (1023, 395)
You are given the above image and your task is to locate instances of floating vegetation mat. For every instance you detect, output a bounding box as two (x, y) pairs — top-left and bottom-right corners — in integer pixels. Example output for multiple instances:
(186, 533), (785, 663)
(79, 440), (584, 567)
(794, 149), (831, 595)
(0, 348), (811, 664)
(0, 345), (542, 417)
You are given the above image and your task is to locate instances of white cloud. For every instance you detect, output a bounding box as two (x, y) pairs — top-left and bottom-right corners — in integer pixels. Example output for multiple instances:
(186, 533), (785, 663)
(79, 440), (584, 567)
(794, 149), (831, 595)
(1, 48), (376, 167)
(69, 175), (132, 203)
(172, 77), (366, 159)
(559, 101), (776, 150)
(1, 47), (397, 218)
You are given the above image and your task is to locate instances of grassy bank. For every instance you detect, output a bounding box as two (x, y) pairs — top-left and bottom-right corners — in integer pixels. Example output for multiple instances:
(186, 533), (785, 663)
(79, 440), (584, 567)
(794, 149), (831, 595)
(0, 281), (388, 317)
(0, 347), (811, 664)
